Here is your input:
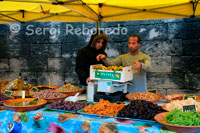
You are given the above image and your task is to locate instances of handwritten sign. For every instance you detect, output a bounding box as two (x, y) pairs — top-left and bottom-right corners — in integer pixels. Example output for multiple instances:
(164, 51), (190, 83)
(25, 97), (40, 106)
(4, 90), (13, 97)
(22, 90), (25, 98)
(148, 89), (157, 94)
(33, 97), (40, 102)
(182, 104), (196, 112)
(183, 94), (196, 100)
(30, 87), (39, 94)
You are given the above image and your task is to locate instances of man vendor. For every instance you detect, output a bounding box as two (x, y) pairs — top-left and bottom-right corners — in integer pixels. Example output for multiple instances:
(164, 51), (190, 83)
(96, 35), (151, 93)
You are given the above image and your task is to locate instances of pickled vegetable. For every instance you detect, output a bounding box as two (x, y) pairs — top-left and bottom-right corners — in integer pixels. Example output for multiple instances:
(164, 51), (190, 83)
(165, 109), (200, 126)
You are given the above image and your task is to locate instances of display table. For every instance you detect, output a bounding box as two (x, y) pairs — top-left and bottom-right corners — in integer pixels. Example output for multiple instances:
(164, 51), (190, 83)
(0, 107), (171, 133)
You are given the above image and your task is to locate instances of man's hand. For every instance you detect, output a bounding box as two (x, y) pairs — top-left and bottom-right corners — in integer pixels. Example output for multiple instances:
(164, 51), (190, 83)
(96, 54), (106, 61)
(133, 61), (142, 69)
(86, 77), (90, 85)
(86, 77), (94, 85)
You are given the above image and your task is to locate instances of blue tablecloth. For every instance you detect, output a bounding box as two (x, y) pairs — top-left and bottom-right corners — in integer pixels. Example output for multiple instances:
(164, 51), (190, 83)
(0, 108), (171, 133)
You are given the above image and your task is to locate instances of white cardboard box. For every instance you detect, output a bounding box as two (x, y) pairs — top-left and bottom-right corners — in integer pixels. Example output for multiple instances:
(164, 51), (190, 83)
(97, 80), (131, 93)
(90, 64), (133, 82)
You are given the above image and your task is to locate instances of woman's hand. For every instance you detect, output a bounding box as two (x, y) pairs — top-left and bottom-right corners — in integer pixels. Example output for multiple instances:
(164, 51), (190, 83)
(96, 54), (106, 61)
(86, 77), (90, 85)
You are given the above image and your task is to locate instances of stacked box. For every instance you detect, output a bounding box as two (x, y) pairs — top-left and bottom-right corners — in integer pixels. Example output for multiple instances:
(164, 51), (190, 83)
(90, 65), (133, 82)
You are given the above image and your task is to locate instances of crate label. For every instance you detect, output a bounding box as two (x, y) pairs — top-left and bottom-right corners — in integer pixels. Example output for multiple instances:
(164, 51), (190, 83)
(4, 90), (13, 97)
(182, 104), (196, 112)
(107, 81), (112, 86)
(183, 94), (196, 100)
(95, 71), (121, 80)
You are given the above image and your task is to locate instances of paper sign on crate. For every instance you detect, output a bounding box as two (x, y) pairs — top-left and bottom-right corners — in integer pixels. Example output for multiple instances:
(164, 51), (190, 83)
(90, 65), (133, 82)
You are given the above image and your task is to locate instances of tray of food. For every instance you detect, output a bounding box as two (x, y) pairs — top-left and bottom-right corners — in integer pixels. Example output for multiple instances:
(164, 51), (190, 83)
(47, 100), (90, 113)
(55, 83), (85, 96)
(126, 92), (162, 103)
(116, 100), (166, 121)
(0, 78), (9, 93)
(78, 99), (124, 117)
(3, 79), (18, 90)
(154, 109), (200, 132)
(32, 89), (67, 103)
(4, 98), (47, 112)
(162, 98), (200, 112)
(0, 106), (9, 111)
(0, 92), (14, 106)
(12, 89), (33, 99)
(164, 94), (200, 102)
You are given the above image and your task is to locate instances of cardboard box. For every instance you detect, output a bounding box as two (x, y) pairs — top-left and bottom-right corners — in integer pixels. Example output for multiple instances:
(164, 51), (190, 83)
(97, 80), (130, 93)
(90, 64), (133, 82)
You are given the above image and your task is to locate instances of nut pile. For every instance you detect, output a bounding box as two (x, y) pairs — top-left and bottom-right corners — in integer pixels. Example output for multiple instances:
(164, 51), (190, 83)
(33, 89), (66, 98)
(55, 83), (83, 92)
(126, 92), (161, 102)
(165, 98), (200, 112)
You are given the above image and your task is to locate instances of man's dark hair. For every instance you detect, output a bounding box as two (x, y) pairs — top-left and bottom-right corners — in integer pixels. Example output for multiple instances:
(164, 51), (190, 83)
(129, 35), (141, 43)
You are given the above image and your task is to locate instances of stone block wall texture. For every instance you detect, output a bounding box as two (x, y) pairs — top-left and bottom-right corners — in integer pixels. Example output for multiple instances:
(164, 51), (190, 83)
(1, 18), (200, 95)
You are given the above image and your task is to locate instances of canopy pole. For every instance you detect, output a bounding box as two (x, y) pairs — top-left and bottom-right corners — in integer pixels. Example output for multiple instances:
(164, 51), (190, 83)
(96, 20), (102, 35)
(96, 21), (98, 33)
(191, 0), (199, 17)
(20, 10), (25, 18)
(97, 3), (103, 35)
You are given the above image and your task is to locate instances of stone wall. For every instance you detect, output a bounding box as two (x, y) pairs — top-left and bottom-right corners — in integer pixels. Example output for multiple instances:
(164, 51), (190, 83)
(0, 18), (200, 95)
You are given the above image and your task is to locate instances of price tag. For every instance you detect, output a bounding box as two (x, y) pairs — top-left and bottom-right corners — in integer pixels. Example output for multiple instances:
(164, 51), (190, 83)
(183, 94), (196, 100)
(25, 97), (40, 106)
(30, 87), (39, 94)
(148, 89), (157, 94)
(32, 97), (40, 102)
(22, 90), (25, 98)
(4, 90), (13, 97)
(182, 104), (197, 112)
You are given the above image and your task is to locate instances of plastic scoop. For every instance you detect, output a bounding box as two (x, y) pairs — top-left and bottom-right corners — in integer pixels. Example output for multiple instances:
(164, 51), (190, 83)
(64, 92), (80, 102)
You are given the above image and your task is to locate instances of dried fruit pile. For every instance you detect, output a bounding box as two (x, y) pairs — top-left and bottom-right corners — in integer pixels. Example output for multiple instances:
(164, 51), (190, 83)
(48, 100), (89, 111)
(117, 100), (165, 120)
(0, 93), (11, 101)
(83, 99), (124, 117)
(93, 65), (123, 71)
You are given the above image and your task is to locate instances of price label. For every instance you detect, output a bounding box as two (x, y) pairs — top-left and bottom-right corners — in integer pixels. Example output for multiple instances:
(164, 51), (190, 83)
(25, 97), (40, 106)
(182, 104), (196, 112)
(183, 94), (196, 100)
(33, 97), (40, 102)
(30, 87), (39, 94)
(148, 89), (157, 94)
(4, 90), (13, 97)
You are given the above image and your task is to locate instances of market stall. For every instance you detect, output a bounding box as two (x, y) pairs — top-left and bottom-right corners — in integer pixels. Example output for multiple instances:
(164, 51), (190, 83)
(1, 72), (200, 133)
